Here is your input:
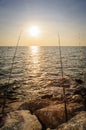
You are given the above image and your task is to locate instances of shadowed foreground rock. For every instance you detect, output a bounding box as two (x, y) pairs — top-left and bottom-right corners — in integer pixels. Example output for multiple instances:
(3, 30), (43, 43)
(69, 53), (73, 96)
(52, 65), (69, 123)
(18, 99), (52, 113)
(58, 111), (86, 130)
(0, 110), (42, 130)
(35, 103), (84, 129)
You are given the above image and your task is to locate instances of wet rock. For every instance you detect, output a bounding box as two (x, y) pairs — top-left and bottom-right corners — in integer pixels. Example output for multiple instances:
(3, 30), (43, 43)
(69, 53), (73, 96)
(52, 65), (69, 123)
(71, 94), (83, 103)
(0, 114), (7, 128)
(73, 86), (86, 110)
(35, 103), (84, 129)
(7, 96), (19, 101)
(51, 95), (63, 102)
(0, 84), (9, 92)
(75, 78), (83, 84)
(41, 94), (53, 99)
(61, 84), (70, 88)
(18, 102), (30, 110)
(0, 110), (42, 130)
(74, 86), (86, 97)
(46, 80), (59, 87)
(18, 99), (51, 113)
(58, 111), (86, 130)
(46, 128), (51, 130)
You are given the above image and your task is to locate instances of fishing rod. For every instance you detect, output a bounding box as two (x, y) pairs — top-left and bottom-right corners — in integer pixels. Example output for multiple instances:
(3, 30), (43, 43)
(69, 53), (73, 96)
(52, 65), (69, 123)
(79, 35), (85, 86)
(1, 30), (22, 114)
(58, 33), (68, 122)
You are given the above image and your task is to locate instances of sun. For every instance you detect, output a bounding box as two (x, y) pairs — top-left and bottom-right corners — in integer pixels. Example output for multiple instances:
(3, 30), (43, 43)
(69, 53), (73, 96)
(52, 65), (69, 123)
(28, 26), (40, 37)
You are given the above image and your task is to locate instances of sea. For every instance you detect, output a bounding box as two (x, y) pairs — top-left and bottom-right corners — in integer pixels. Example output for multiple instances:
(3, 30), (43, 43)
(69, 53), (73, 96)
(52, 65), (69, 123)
(0, 46), (86, 97)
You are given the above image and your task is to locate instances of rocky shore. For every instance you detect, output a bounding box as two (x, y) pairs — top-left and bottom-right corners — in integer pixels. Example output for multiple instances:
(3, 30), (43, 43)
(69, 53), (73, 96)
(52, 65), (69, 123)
(0, 77), (86, 130)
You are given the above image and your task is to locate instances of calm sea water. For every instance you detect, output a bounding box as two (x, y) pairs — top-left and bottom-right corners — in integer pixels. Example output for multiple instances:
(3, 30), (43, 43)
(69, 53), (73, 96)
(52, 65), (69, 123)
(0, 46), (86, 89)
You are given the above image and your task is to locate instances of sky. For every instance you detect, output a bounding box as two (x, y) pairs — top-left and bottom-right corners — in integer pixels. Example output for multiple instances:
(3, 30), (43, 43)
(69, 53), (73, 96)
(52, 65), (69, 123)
(0, 0), (86, 46)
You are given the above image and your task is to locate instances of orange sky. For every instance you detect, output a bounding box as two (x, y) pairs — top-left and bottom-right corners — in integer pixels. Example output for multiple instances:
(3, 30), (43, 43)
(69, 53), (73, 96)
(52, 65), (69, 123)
(0, 0), (86, 46)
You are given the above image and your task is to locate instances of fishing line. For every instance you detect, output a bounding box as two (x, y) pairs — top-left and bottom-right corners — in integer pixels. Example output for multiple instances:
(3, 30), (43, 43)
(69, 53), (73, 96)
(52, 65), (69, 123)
(79, 40), (85, 86)
(58, 33), (68, 122)
(1, 30), (22, 114)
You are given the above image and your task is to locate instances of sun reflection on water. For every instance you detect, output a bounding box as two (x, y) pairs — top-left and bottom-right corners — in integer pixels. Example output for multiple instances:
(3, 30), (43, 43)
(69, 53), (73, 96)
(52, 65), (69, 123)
(30, 46), (39, 63)
(30, 46), (40, 74)
(31, 46), (39, 55)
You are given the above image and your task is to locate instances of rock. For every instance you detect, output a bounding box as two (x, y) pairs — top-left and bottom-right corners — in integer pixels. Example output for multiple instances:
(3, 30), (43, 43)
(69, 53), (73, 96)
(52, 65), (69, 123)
(41, 94), (53, 99)
(61, 84), (70, 88)
(51, 95), (63, 102)
(0, 114), (7, 128)
(0, 110), (42, 130)
(18, 102), (31, 110)
(18, 99), (51, 113)
(75, 78), (83, 84)
(46, 80), (59, 87)
(35, 103), (84, 129)
(74, 86), (86, 97)
(58, 111), (86, 130)
(7, 97), (19, 101)
(46, 128), (51, 130)
(71, 94), (83, 103)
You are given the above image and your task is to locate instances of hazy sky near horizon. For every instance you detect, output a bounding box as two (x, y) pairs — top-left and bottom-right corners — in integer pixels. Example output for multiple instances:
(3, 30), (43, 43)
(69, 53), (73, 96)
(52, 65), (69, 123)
(0, 0), (86, 46)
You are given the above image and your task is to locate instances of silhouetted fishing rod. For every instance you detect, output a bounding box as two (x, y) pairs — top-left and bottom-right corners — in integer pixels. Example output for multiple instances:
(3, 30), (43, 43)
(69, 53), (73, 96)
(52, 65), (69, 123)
(2, 30), (22, 114)
(58, 33), (68, 122)
(78, 35), (85, 85)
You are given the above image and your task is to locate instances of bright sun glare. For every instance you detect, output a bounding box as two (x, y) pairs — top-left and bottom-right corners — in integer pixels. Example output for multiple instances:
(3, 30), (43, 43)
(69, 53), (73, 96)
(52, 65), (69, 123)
(28, 26), (40, 37)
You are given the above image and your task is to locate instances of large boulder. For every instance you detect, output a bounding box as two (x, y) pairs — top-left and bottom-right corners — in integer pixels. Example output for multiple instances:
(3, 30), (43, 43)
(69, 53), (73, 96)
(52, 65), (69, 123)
(58, 111), (86, 130)
(0, 110), (42, 130)
(35, 103), (84, 129)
